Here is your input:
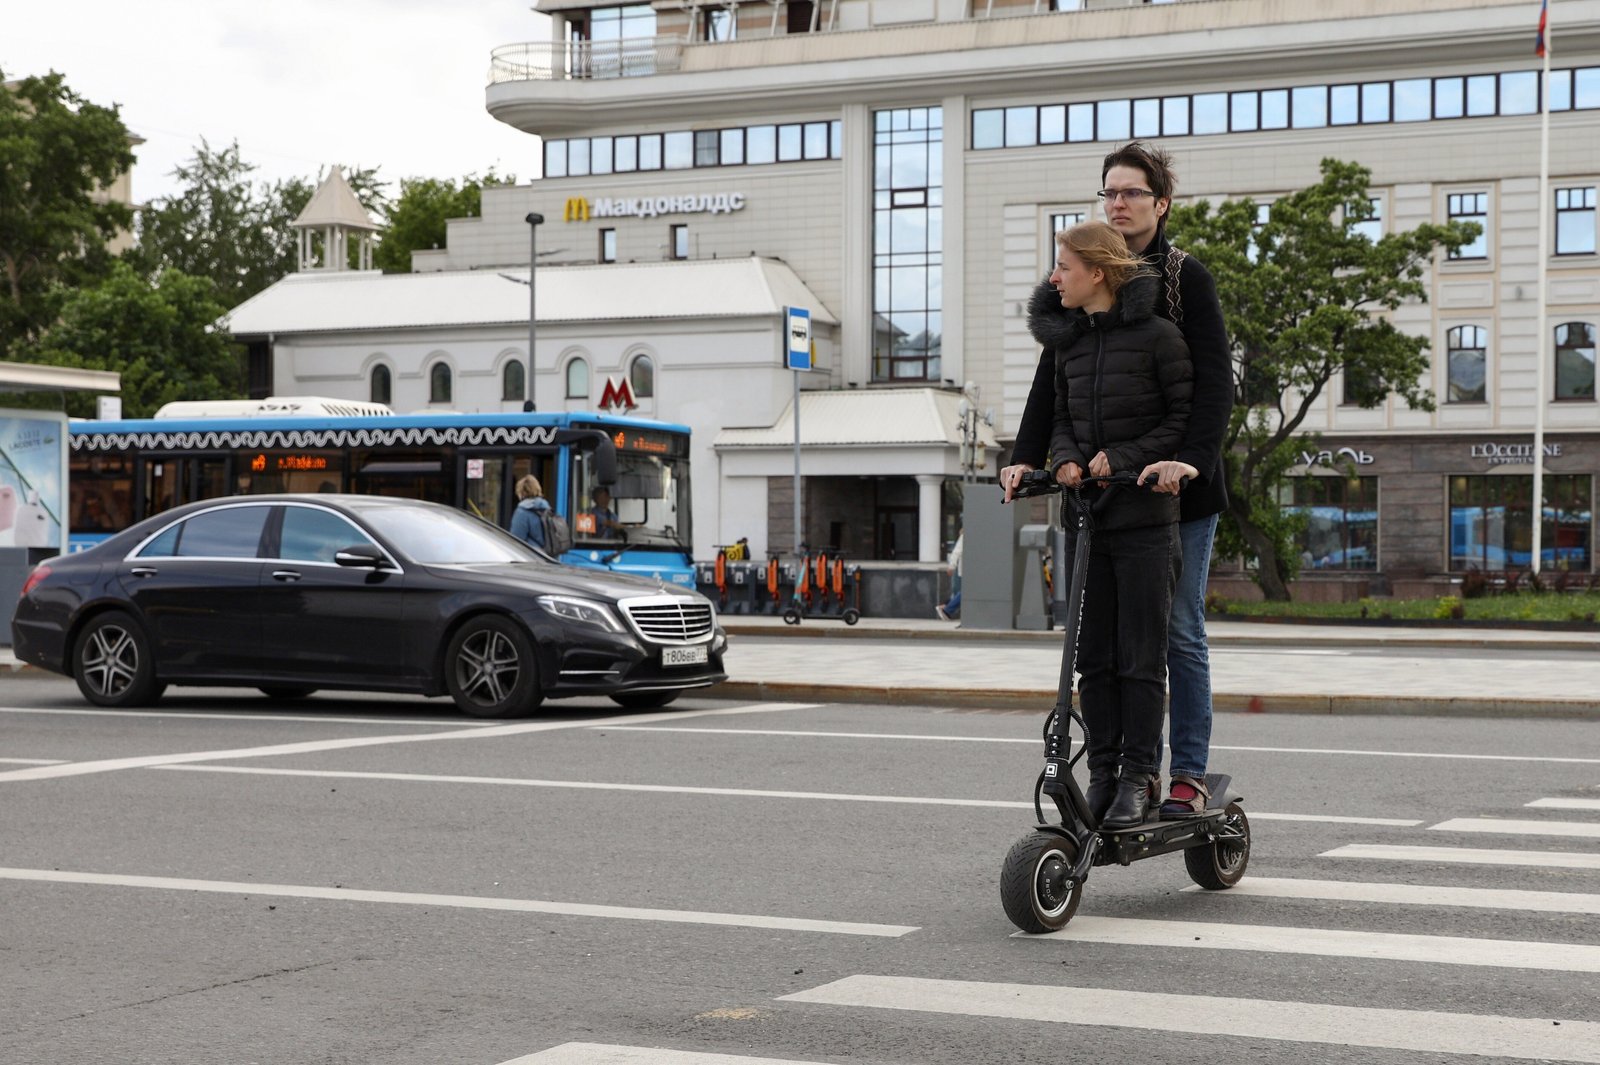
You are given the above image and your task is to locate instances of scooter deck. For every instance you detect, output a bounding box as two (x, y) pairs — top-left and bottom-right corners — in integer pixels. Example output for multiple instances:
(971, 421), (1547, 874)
(1095, 808), (1226, 866)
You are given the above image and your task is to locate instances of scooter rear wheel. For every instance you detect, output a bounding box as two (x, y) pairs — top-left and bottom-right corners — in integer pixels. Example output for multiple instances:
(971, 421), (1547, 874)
(1000, 831), (1083, 933)
(1184, 802), (1251, 890)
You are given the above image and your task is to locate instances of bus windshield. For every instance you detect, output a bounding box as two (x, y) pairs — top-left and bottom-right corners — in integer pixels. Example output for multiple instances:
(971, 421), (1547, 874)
(572, 451), (691, 551)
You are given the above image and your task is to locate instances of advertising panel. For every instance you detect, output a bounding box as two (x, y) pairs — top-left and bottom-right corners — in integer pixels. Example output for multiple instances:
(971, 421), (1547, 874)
(0, 409), (68, 553)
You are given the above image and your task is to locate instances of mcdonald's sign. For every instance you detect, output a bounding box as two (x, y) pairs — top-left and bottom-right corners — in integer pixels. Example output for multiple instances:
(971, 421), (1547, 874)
(599, 375), (637, 412)
(563, 197), (592, 222)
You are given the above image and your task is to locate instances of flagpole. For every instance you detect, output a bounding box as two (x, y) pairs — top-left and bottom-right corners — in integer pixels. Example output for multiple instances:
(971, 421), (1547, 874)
(1531, 1), (1551, 576)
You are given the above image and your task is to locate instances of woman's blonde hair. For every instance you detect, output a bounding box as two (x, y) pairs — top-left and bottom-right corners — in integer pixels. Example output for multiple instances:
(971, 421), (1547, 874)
(515, 474), (543, 500)
(1055, 221), (1149, 300)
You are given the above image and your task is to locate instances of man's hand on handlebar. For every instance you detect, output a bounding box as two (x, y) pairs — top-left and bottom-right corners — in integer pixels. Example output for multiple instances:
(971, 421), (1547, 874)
(1000, 462), (1036, 504)
(1087, 451), (1112, 480)
(1137, 460), (1200, 495)
(1054, 462), (1084, 488)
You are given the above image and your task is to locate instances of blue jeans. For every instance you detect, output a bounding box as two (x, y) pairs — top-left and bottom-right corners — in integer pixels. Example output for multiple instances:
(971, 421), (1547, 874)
(944, 573), (962, 616)
(1165, 513), (1217, 779)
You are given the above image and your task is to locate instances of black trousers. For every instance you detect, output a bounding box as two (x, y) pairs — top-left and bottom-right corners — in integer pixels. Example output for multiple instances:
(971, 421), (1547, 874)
(1068, 521), (1181, 777)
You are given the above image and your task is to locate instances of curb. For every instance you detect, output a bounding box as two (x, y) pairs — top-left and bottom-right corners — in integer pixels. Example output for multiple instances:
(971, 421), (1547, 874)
(709, 681), (1600, 719)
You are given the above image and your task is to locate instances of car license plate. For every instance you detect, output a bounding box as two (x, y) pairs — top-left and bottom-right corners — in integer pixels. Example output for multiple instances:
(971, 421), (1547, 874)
(662, 645), (708, 667)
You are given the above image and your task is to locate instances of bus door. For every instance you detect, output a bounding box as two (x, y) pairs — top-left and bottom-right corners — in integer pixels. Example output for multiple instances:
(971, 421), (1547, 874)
(141, 454), (230, 520)
(461, 451), (556, 530)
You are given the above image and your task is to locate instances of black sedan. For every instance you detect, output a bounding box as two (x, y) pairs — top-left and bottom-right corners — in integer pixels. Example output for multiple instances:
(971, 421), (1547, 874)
(12, 495), (728, 717)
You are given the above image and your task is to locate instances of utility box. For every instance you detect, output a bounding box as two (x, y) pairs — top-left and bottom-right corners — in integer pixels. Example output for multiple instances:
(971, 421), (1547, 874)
(959, 483), (1035, 630)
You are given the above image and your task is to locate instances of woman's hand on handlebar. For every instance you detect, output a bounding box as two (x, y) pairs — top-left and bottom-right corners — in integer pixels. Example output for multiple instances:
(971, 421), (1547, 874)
(1137, 459), (1199, 495)
(1087, 451), (1112, 479)
(1054, 462), (1084, 488)
(1000, 462), (1036, 503)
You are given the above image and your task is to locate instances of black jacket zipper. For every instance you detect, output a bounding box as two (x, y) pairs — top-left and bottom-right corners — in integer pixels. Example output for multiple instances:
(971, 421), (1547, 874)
(1090, 319), (1107, 458)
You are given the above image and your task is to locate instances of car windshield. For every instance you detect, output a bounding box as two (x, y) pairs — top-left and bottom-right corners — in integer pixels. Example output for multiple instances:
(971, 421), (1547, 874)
(352, 503), (542, 565)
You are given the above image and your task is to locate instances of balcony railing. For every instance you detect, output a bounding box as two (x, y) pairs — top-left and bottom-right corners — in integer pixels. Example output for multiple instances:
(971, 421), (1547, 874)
(489, 38), (684, 83)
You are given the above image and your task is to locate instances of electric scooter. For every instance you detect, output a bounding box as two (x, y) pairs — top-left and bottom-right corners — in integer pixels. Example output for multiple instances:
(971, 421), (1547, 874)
(1000, 470), (1252, 934)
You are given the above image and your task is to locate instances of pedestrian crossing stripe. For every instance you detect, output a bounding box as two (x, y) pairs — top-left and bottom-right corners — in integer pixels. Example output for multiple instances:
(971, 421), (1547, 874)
(1181, 876), (1600, 915)
(1325, 844), (1600, 869)
(778, 975), (1600, 1063)
(1015, 915), (1600, 972)
(1430, 817), (1600, 839)
(499, 1044), (833, 1064)
(1527, 798), (1600, 811)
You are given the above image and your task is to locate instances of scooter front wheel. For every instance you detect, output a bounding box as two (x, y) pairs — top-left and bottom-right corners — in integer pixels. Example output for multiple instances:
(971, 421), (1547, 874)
(1000, 830), (1083, 933)
(1185, 802), (1251, 890)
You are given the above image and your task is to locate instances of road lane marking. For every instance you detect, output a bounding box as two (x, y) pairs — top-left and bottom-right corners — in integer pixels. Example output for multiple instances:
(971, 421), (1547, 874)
(0, 866), (914, 938)
(1181, 876), (1600, 914)
(778, 975), (1600, 1063)
(0, 703), (818, 784)
(0, 757), (69, 765)
(598, 727), (1600, 765)
(1429, 818), (1600, 839)
(0, 706), (498, 727)
(1324, 844), (1600, 870)
(147, 765), (1418, 825)
(1018, 915), (1600, 971)
(1528, 797), (1600, 811)
(500, 1045), (841, 1065)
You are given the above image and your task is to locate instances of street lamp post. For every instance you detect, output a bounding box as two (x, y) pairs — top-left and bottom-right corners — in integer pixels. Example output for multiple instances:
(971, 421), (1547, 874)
(957, 381), (993, 483)
(525, 212), (545, 411)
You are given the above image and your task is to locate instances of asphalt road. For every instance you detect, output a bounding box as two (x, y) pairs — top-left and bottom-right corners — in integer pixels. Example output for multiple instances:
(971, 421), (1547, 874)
(3, 676), (1599, 1065)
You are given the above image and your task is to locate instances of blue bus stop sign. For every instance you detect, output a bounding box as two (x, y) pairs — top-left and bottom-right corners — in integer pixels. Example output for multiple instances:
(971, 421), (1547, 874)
(785, 307), (812, 371)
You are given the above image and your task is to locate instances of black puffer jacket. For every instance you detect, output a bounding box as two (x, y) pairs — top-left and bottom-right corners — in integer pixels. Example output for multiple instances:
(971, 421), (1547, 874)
(1032, 273), (1193, 531)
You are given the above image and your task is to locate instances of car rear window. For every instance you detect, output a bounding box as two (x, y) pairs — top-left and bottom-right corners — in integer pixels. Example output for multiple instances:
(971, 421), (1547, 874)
(139, 506), (270, 559)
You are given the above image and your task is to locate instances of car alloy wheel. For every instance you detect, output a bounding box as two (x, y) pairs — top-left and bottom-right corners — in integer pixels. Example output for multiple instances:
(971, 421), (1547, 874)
(445, 615), (543, 719)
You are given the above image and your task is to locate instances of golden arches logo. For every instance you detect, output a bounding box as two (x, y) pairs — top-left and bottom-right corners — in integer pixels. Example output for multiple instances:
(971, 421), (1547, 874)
(563, 197), (591, 222)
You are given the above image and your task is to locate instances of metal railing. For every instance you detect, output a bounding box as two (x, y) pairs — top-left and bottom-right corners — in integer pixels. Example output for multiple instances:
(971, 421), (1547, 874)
(489, 38), (685, 83)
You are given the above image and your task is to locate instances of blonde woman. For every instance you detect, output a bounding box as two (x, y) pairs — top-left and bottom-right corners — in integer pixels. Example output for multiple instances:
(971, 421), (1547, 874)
(1034, 221), (1195, 828)
(509, 474), (552, 549)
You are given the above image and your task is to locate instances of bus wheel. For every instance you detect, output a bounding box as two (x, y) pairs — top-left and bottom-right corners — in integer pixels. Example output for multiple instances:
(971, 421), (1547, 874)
(259, 686), (317, 701)
(445, 615), (543, 719)
(609, 690), (681, 710)
(73, 611), (162, 708)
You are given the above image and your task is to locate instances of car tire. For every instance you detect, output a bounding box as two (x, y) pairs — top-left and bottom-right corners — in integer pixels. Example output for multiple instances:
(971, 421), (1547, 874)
(608, 690), (681, 710)
(73, 611), (162, 708)
(444, 615), (543, 719)
(259, 687), (317, 701)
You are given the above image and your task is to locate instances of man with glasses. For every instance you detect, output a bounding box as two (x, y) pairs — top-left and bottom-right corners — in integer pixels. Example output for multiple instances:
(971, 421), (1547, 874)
(1002, 141), (1233, 821)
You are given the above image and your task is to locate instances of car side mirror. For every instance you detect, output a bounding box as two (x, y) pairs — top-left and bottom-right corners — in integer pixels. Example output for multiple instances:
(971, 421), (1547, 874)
(334, 544), (390, 569)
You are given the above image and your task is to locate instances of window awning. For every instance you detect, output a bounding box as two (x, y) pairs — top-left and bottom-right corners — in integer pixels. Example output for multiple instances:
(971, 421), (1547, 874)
(0, 361), (120, 394)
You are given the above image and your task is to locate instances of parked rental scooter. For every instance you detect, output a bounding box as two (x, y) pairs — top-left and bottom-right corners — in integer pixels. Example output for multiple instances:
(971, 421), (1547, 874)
(1000, 470), (1251, 933)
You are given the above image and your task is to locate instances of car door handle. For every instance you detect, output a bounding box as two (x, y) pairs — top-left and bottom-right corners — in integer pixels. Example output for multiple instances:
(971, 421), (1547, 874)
(130, 566), (158, 578)
(271, 570), (302, 583)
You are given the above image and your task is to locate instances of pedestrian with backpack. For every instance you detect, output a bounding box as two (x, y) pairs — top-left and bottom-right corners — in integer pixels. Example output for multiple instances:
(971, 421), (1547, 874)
(510, 475), (553, 551)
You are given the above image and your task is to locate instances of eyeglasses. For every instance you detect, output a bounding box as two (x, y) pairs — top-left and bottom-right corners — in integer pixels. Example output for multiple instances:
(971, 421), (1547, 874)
(1097, 188), (1157, 203)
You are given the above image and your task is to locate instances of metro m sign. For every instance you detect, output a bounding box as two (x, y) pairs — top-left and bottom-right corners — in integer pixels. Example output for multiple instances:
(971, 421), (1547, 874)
(599, 375), (638, 412)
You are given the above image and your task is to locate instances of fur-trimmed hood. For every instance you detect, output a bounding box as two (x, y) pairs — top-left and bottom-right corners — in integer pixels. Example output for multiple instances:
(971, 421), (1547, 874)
(1026, 272), (1160, 351)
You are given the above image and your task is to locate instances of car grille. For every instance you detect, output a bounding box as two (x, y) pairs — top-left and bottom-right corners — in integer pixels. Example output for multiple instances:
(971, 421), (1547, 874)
(623, 598), (715, 642)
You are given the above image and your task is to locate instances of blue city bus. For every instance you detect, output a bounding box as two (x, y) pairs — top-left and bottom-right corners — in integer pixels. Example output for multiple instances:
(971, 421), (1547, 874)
(66, 400), (696, 585)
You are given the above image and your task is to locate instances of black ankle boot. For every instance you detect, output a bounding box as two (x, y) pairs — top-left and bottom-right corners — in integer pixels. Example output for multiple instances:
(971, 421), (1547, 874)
(1084, 752), (1119, 823)
(1102, 773), (1155, 828)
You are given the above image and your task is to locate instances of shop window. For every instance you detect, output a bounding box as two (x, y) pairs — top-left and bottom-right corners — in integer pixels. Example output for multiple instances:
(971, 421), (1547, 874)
(1277, 475), (1378, 571)
(1450, 474), (1591, 572)
(1555, 321), (1596, 401)
(1447, 192), (1489, 259)
(565, 357), (590, 400)
(429, 363), (452, 404)
(501, 360), (526, 402)
(629, 353), (655, 398)
(1446, 325), (1487, 404)
(370, 364), (392, 406)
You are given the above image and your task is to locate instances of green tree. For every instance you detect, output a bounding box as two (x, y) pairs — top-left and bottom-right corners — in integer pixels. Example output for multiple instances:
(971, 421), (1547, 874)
(375, 172), (512, 274)
(131, 141), (386, 309)
(0, 69), (135, 359)
(1166, 158), (1478, 601)
(14, 261), (241, 418)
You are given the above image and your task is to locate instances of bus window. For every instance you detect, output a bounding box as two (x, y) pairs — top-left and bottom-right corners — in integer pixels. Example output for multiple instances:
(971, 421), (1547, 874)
(351, 450), (451, 504)
(145, 459), (184, 516)
(68, 455), (132, 534)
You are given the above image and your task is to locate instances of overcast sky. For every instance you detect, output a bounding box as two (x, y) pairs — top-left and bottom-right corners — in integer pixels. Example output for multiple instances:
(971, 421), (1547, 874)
(7, 1), (552, 207)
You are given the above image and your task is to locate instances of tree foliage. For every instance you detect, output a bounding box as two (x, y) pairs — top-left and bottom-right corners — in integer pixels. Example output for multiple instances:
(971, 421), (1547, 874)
(375, 172), (513, 274)
(130, 140), (386, 309)
(0, 69), (135, 359)
(1166, 158), (1478, 600)
(13, 261), (240, 418)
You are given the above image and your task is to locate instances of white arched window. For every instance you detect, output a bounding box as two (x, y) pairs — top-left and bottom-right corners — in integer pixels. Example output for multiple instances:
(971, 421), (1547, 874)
(502, 360), (526, 402)
(369, 364), (392, 406)
(565, 357), (590, 399)
(1445, 325), (1486, 404)
(429, 362), (453, 404)
(628, 353), (655, 399)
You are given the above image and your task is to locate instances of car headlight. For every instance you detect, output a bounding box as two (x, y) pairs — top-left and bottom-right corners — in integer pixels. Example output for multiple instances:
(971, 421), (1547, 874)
(537, 595), (624, 632)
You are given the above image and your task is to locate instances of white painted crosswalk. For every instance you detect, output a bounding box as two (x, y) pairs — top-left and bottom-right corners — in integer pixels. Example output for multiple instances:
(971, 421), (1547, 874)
(1528, 797), (1600, 811)
(1183, 875), (1600, 914)
(1325, 843), (1600, 869)
(1430, 816), (1600, 838)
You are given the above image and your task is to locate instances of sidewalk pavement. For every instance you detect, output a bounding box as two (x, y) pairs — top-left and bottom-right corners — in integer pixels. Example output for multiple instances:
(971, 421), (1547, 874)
(716, 614), (1600, 718)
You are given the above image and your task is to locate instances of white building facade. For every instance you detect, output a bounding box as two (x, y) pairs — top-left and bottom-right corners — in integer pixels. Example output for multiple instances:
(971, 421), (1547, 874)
(234, 0), (1600, 583)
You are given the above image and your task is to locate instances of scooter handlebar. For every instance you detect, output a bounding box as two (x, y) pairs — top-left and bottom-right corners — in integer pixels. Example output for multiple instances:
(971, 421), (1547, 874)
(1012, 469), (1185, 498)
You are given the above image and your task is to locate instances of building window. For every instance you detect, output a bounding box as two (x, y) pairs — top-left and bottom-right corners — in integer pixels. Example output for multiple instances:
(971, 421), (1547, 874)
(702, 6), (735, 40)
(502, 360), (526, 402)
(1446, 325), (1487, 403)
(694, 129), (719, 166)
(629, 354), (655, 398)
(1278, 475), (1378, 571)
(670, 224), (688, 259)
(1246, 202), (1270, 264)
(599, 228), (616, 263)
(1348, 195), (1383, 243)
(1046, 211), (1085, 270)
(1450, 474), (1592, 572)
(787, 0), (814, 33)
(1555, 187), (1596, 255)
(429, 363), (452, 404)
(370, 365), (391, 406)
(1555, 321), (1596, 401)
(565, 358), (590, 399)
(1447, 192), (1489, 259)
(872, 106), (943, 383)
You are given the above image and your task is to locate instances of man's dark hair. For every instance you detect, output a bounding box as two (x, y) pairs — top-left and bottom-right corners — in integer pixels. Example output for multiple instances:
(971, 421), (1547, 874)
(1101, 142), (1178, 202)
